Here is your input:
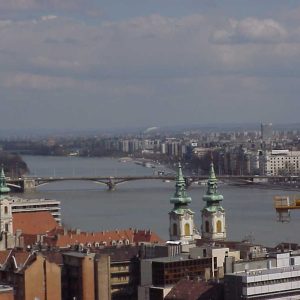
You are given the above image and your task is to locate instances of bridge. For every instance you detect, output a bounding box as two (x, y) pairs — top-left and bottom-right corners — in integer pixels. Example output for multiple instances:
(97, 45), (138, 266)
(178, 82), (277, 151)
(6, 175), (300, 192)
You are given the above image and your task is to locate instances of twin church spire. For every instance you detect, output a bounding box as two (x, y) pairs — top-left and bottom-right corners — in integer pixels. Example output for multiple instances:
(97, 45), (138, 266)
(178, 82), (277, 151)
(169, 159), (226, 242)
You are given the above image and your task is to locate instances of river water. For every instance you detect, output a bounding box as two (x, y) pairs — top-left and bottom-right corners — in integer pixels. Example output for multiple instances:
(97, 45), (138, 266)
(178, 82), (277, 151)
(18, 155), (300, 247)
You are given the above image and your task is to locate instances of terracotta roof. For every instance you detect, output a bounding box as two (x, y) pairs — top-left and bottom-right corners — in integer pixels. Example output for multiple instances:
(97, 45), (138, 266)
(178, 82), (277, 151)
(43, 228), (164, 248)
(165, 279), (223, 300)
(133, 230), (164, 244)
(0, 250), (11, 266)
(12, 251), (33, 269)
(13, 211), (58, 235)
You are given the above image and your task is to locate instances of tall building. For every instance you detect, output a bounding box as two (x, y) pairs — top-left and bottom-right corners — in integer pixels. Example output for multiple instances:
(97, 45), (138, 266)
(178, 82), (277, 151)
(169, 163), (195, 242)
(201, 161), (226, 241)
(261, 122), (273, 141)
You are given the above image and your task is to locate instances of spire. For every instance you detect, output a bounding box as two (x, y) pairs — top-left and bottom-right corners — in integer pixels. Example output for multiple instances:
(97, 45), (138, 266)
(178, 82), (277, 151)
(170, 162), (191, 206)
(0, 165), (11, 194)
(203, 160), (223, 204)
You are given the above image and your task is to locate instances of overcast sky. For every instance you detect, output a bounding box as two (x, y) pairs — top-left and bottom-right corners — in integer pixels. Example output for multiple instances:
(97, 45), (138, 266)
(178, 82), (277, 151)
(0, 0), (300, 131)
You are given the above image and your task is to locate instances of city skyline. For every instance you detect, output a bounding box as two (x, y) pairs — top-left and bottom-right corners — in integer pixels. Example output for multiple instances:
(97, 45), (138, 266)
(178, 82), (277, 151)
(1, 0), (300, 130)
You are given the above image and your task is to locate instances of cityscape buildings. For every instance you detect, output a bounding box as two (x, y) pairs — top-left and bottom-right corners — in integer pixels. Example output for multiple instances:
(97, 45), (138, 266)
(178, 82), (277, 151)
(0, 131), (299, 299)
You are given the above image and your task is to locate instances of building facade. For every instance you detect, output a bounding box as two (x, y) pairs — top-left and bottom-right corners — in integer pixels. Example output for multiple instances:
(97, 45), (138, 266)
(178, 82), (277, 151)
(260, 150), (300, 176)
(224, 252), (300, 300)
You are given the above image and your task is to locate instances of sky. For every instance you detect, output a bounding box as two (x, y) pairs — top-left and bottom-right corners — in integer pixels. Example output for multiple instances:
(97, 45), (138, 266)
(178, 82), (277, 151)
(0, 0), (300, 131)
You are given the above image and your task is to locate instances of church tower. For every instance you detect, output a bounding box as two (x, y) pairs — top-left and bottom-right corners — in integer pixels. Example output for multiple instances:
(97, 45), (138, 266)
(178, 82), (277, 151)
(201, 161), (226, 240)
(169, 163), (195, 242)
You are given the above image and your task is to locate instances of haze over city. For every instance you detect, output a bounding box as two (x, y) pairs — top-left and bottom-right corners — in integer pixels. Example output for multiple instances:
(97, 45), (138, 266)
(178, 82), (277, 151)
(0, 0), (300, 131)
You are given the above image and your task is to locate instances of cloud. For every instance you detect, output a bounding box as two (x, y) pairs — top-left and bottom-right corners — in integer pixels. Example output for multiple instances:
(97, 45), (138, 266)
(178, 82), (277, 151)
(1, 11), (300, 129)
(212, 18), (287, 44)
(0, 0), (84, 10)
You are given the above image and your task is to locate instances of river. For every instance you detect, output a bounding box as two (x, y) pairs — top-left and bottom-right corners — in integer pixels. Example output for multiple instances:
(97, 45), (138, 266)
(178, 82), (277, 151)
(17, 155), (300, 247)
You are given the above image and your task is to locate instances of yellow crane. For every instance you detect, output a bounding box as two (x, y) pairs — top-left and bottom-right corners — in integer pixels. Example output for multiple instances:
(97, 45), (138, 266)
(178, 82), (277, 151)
(274, 195), (300, 222)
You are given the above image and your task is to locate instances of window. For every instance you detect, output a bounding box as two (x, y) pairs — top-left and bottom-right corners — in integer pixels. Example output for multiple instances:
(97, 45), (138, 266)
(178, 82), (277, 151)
(217, 220), (222, 233)
(4, 206), (8, 214)
(185, 223), (190, 236)
(205, 221), (209, 233)
(173, 223), (177, 236)
(5, 223), (8, 232)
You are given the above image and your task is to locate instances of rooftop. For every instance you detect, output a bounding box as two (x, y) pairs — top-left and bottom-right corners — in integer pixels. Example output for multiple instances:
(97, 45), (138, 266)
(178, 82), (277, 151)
(13, 211), (59, 234)
(144, 254), (195, 263)
(165, 279), (223, 300)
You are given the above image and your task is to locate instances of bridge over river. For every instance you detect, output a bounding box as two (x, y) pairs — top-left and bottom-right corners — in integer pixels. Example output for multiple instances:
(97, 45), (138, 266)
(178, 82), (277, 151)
(6, 175), (300, 192)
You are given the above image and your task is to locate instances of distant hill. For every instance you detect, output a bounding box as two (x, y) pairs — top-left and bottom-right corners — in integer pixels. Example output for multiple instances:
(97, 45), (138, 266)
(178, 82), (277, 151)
(0, 151), (29, 177)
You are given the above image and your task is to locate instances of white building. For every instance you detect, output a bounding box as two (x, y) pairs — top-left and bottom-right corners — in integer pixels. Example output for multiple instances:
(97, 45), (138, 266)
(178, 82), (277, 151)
(1, 195), (61, 224)
(225, 252), (300, 299)
(260, 150), (300, 176)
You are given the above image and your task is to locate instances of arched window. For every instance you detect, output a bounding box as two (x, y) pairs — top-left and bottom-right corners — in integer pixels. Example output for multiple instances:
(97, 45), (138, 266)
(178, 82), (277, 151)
(184, 223), (190, 236)
(217, 220), (222, 233)
(4, 206), (8, 214)
(205, 221), (210, 233)
(173, 223), (177, 236)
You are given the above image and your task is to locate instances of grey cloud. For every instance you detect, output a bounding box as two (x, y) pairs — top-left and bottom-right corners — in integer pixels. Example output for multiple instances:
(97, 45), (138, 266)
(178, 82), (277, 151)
(1, 12), (300, 129)
(212, 18), (287, 44)
(0, 0), (91, 11)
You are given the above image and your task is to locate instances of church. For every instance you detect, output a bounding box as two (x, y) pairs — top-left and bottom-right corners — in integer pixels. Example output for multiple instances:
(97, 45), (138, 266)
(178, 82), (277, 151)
(168, 160), (226, 243)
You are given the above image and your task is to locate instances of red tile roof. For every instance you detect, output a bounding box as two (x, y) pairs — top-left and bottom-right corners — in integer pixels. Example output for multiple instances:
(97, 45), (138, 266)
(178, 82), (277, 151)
(0, 250), (11, 266)
(165, 279), (223, 300)
(133, 230), (164, 244)
(43, 228), (164, 248)
(12, 251), (33, 269)
(13, 211), (58, 235)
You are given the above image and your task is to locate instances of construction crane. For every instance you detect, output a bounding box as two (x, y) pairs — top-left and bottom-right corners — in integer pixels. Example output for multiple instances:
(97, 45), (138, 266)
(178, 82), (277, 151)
(274, 195), (300, 222)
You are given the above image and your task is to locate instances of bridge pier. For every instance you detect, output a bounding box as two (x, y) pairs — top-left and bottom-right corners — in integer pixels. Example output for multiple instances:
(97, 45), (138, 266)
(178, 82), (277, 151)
(107, 179), (116, 191)
(23, 179), (36, 192)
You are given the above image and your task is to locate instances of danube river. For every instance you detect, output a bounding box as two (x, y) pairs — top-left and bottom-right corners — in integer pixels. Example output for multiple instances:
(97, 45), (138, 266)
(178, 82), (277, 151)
(18, 155), (300, 247)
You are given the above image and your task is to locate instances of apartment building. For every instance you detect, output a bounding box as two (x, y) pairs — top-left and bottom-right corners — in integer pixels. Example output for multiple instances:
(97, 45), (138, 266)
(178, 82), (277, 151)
(138, 255), (212, 300)
(260, 150), (300, 176)
(224, 252), (300, 299)
(1, 195), (61, 224)
(0, 250), (62, 300)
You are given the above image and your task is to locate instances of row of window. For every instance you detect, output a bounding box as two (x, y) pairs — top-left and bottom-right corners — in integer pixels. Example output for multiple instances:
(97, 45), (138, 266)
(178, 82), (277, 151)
(77, 239), (130, 248)
(204, 220), (223, 233)
(243, 275), (300, 288)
